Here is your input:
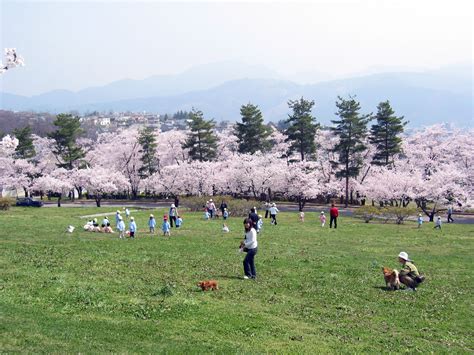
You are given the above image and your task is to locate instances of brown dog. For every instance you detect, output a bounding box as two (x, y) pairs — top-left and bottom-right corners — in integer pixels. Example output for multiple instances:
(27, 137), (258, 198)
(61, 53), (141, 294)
(198, 280), (219, 291)
(382, 266), (400, 290)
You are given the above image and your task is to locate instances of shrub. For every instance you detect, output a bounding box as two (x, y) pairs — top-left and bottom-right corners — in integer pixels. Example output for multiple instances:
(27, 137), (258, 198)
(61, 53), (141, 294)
(180, 196), (258, 217)
(354, 205), (381, 223)
(0, 197), (14, 211)
(381, 206), (418, 224)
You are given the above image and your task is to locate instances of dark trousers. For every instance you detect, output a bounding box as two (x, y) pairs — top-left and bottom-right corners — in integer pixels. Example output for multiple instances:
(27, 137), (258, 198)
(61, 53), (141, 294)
(399, 275), (419, 289)
(243, 247), (258, 278)
(170, 216), (177, 227)
(209, 209), (214, 218)
(447, 214), (454, 223)
(270, 214), (277, 225)
(330, 216), (337, 228)
(265, 210), (269, 218)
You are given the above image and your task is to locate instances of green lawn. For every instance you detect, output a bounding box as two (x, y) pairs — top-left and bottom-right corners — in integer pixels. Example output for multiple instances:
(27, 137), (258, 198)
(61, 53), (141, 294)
(1, 206), (473, 353)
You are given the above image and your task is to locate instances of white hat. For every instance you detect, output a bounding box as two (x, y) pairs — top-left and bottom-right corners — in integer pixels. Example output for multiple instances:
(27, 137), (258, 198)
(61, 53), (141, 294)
(117, 210), (120, 213)
(171, 203), (175, 208)
(419, 213), (422, 217)
(150, 214), (154, 217)
(118, 216), (123, 220)
(272, 203), (276, 207)
(321, 211), (325, 214)
(210, 199), (213, 202)
(398, 252), (411, 261)
(130, 217), (134, 220)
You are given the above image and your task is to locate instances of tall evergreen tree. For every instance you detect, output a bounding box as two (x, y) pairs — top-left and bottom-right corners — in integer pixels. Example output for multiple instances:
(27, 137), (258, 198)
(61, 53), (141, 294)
(284, 97), (319, 161)
(331, 96), (371, 207)
(369, 100), (407, 166)
(234, 103), (272, 154)
(182, 109), (219, 162)
(49, 113), (86, 170)
(138, 126), (158, 178)
(13, 125), (36, 159)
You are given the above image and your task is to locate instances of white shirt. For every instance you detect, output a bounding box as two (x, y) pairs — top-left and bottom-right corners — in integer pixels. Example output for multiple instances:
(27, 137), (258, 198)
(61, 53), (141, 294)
(244, 228), (258, 249)
(269, 206), (279, 215)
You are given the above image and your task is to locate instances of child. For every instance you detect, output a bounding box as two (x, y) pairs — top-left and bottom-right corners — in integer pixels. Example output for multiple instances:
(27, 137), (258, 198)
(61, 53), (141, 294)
(176, 215), (183, 228)
(129, 216), (137, 239)
(117, 216), (125, 239)
(434, 216), (442, 229)
(204, 210), (210, 220)
(320, 211), (326, 227)
(257, 215), (263, 233)
(223, 208), (229, 220)
(115, 210), (121, 228)
(102, 216), (110, 228)
(162, 216), (171, 236)
(398, 251), (424, 291)
(222, 223), (230, 233)
(269, 203), (279, 225)
(125, 208), (130, 219)
(149, 214), (156, 234)
(417, 214), (423, 228)
(92, 218), (99, 227)
(299, 211), (305, 223)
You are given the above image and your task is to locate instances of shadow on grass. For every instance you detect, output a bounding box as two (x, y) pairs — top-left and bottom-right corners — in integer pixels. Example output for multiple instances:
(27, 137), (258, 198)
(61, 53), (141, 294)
(373, 285), (398, 292)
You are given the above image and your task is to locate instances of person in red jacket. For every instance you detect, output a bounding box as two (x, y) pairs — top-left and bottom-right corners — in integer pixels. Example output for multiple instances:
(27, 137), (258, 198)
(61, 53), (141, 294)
(329, 203), (339, 229)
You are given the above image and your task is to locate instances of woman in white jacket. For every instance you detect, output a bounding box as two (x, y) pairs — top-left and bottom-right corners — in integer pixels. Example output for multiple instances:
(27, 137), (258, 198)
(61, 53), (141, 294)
(240, 218), (258, 279)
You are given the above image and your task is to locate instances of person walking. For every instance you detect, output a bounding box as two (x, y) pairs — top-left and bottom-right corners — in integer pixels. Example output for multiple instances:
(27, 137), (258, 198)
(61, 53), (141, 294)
(434, 216), (442, 229)
(240, 218), (258, 279)
(269, 203), (279, 225)
(329, 203), (339, 229)
(447, 206), (454, 223)
(115, 210), (121, 228)
(208, 199), (216, 219)
(320, 211), (326, 227)
(162, 215), (171, 236)
(169, 203), (178, 228)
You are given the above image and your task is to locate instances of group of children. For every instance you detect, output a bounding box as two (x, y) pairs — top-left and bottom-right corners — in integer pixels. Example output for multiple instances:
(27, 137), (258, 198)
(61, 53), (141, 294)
(417, 214), (443, 229)
(298, 211), (327, 227)
(150, 213), (183, 236)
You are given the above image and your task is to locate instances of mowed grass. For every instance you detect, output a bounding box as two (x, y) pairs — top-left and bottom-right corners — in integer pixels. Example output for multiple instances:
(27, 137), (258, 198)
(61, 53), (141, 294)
(1, 206), (473, 353)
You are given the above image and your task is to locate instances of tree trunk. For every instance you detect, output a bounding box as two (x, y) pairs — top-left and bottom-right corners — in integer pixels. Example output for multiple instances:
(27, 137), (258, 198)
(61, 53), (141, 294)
(23, 187), (29, 198)
(345, 176), (349, 208)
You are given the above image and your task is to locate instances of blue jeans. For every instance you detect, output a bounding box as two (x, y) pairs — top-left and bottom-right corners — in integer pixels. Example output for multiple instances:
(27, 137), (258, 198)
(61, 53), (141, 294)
(243, 247), (258, 278)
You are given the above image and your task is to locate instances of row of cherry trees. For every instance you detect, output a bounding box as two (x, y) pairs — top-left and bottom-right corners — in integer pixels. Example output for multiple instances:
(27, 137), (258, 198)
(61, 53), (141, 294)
(1, 123), (472, 216)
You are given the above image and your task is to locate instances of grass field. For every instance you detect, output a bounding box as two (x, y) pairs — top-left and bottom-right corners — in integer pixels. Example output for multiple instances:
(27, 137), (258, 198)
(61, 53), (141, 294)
(1, 206), (473, 353)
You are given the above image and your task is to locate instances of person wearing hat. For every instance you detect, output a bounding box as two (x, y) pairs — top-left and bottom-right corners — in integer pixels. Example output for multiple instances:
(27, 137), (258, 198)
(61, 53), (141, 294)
(148, 214), (156, 234)
(162, 215), (171, 236)
(102, 216), (110, 228)
(169, 203), (178, 228)
(269, 203), (279, 225)
(117, 215), (126, 239)
(320, 211), (326, 227)
(434, 216), (442, 229)
(417, 214), (423, 228)
(398, 252), (424, 291)
(208, 199), (216, 219)
(129, 216), (137, 239)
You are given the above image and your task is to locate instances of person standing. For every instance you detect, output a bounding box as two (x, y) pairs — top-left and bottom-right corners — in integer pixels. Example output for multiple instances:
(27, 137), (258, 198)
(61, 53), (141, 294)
(329, 203), (339, 229)
(264, 201), (270, 219)
(169, 203), (178, 227)
(248, 207), (259, 230)
(223, 208), (229, 220)
(148, 214), (156, 234)
(162, 215), (171, 236)
(129, 216), (137, 239)
(320, 211), (326, 227)
(125, 208), (130, 220)
(220, 200), (228, 216)
(117, 216), (125, 239)
(417, 214), (423, 228)
(269, 203), (279, 225)
(447, 206), (454, 223)
(115, 210), (121, 228)
(240, 218), (258, 279)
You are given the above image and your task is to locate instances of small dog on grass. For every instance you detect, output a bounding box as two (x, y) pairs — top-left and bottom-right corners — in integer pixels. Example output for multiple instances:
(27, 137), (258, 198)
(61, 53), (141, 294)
(382, 266), (400, 290)
(198, 280), (219, 291)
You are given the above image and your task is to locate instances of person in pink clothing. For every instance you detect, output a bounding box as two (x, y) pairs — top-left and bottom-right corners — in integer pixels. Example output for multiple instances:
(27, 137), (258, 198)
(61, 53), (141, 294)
(319, 211), (326, 227)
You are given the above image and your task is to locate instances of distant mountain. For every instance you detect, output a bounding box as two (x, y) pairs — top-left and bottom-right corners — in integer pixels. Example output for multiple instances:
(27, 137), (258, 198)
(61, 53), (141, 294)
(1, 63), (472, 127)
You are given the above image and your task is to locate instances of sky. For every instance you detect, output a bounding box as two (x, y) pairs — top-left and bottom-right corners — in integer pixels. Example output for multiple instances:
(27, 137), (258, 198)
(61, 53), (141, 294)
(0, 0), (472, 96)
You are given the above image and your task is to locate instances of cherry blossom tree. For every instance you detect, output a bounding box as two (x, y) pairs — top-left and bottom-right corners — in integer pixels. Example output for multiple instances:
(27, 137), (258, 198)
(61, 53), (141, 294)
(33, 169), (73, 207)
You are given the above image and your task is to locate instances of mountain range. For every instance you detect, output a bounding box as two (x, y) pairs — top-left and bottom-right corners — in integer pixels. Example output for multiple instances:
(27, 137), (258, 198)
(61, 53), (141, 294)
(1, 61), (472, 127)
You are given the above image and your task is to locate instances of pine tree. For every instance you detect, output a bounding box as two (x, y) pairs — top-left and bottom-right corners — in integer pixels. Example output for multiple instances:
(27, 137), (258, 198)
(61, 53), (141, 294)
(13, 125), (36, 160)
(182, 109), (219, 162)
(331, 96), (371, 207)
(138, 126), (158, 178)
(284, 97), (319, 161)
(234, 103), (272, 154)
(369, 100), (407, 166)
(49, 113), (86, 170)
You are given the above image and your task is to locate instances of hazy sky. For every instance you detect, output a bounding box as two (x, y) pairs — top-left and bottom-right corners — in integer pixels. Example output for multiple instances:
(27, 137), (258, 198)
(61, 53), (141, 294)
(1, 0), (472, 96)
